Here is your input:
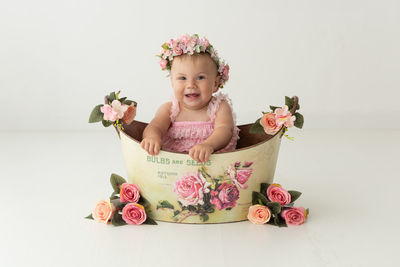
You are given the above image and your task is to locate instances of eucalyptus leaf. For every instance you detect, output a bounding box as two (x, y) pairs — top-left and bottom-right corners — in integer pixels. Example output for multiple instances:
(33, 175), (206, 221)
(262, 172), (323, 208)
(88, 105), (104, 123)
(249, 118), (265, 134)
(288, 190), (302, 203)
(110, 173), (127, 192)
(294, 112), (304, 129)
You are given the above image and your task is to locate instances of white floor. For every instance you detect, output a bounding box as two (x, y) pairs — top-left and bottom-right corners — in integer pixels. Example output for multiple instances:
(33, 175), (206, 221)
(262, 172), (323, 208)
(1, 129), (399, 267)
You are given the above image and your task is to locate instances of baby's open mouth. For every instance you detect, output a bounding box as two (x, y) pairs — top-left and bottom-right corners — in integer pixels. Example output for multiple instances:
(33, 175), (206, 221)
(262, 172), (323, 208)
(185, 93), (200, 99)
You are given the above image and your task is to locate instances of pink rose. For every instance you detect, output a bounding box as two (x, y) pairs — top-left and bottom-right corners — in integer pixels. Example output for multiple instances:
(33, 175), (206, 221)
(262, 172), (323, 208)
(266, 184), (291, 206)
(260, 112), (282, 135)
(122, 104), (136, 125)
(159, 59), (168, 69)
(122, 203), (147, 225)
(92, 200), (116, 224)
(163, 49), (172, 59)
(281, 207), (307, 226)
(111, 100), (128, 119)
(100, 104), (118, 122)
(173, 46), (182, 56)
(225, 165), (252, 189)
(120, 183), (140, 203)
(248, 204), (271, 224)
(274, 105), (296, 128)
(200, 37), (210, 49)
(210, 182), (240, 210)
(174, 172), (211, 207)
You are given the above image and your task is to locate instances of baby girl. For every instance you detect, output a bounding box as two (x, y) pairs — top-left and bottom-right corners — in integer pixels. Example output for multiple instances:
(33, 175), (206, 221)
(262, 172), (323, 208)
(141, 34), (240, 163)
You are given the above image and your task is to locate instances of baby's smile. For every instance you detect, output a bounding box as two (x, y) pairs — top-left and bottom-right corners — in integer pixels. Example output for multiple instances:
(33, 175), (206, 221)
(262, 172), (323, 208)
(184, 93), (200, 100)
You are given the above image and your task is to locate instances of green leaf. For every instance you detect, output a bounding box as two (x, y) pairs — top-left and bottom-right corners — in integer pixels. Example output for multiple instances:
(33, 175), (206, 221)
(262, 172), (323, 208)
(249, 118), (265, 134)
(200, 214), (209, 222)
(143, 217), (158, 225)
(138, 196), (151, 209)
(123, 99), (137, 107)
(108, 92), (116, 102)
(118, 97), (127, 103)
(285, 96), (294, 110)
(252, 191), (269, 206)
(274, 214), (287, 227)
(260, 183), (271, 197)
(110, 173), (127, 192)
(293, 112), (304, 129)
(266, 202), (281, 214)
(288, 190), (302, 203)
(225, 207), (232, 211)
(157, 200), (174, 210)
(306, 208), (310, 215)
(188, 205), (197, 212)
(269, 105), (280, 112)
(102, 119), (112, 127)
(173, 210), (180, 217)
(111, 199), (126, 210)
(85, 214), (94, 220)
(89, 104), (104, 123)
(111, 212), (127, 226)
(109, 191), (119, 201)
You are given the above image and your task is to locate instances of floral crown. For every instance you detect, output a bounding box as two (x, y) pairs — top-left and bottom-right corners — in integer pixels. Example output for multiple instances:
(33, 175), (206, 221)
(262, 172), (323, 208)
(157, 33), (230, 89)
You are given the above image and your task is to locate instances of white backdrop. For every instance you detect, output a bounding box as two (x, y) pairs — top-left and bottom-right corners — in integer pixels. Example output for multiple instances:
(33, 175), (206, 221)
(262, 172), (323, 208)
(1, 0), (399, 131)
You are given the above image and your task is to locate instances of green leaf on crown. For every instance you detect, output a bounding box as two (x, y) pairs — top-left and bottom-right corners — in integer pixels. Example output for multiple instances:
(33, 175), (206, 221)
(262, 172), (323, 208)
(102, 119), (112, 127)
(293, 112), (304, 129)
(249, 118), (265, 134)
(200, 214), (209, 222)
(110, 173), (127, 192)
(162, 43), (169, 50)
(266, 202), (281, 214)
(157, 200), (174, 210)
(89, 104), (104, 123)
(111, 212), (127, 226)
(288, 190), (302, 203)
(143, 217), (158, 225)
(85, 214), (94, 220)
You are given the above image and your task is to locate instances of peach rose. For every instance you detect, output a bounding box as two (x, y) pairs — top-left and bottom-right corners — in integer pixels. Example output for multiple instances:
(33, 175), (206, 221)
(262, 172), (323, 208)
(281, 207), (307, 226)
(248, 204), (271, 224)
(122, 104), (136, 125)
(266, 184), (291, 206)
(120, 183), (140, 203)
(260, 112), (282, 135)
(122, 203), (147, 225)
(92, 200), (116, 224)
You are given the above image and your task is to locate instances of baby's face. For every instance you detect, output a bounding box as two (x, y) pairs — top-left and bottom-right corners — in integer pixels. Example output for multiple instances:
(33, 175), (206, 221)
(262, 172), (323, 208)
(170, 54), (220, 111)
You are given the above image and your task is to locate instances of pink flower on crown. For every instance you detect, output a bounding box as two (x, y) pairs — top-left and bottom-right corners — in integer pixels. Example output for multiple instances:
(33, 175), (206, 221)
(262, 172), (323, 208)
(163, 49), (172, 59)
(200, 37), (210, 50)
(159, 59), (168, 69)
(173, 46), (182, 56)
(274, 105), (296, 128)
(180, 34), (190, 45)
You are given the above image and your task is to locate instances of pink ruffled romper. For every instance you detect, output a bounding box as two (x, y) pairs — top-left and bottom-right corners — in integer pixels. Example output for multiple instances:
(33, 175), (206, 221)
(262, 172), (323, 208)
(162, 92), (240, 153)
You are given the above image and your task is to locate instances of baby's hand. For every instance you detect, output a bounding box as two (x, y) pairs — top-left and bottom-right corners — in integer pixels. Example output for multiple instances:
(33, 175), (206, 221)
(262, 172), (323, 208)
(189, 143), (214, 163)
(140, 137), (162, 156)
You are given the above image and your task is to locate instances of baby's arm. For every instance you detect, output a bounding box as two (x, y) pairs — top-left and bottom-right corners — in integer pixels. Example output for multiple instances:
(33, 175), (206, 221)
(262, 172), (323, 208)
(140, 102), (171, 156)
(189, 100), (234, 163)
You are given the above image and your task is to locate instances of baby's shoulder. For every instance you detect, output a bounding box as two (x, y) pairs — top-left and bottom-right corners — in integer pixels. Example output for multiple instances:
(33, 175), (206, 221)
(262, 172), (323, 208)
(154, 101), (173, 118)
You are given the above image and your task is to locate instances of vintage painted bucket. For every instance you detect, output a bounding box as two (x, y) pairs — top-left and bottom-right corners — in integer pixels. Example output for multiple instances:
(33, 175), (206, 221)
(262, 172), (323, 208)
(116, 121), (283, 224)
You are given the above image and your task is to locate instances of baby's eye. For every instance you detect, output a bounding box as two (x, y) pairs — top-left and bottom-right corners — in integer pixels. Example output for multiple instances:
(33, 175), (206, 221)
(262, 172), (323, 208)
(198, 75), (205, 80)
(178, 77), (186, 80)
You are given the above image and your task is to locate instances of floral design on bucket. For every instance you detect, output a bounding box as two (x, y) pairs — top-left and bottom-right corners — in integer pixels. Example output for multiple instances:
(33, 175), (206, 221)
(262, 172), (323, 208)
(157, 161), (254, 223)
(85, 173), (157, 226)
(250, 96), (304, 140)
(249, 183), (309, 227)
(89, 91), (137, 130)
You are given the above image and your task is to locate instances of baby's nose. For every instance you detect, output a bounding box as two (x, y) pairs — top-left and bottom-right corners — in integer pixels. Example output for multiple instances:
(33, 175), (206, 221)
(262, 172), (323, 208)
(186, 78), (197, 88)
